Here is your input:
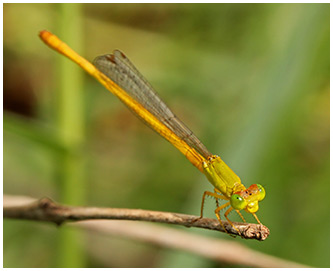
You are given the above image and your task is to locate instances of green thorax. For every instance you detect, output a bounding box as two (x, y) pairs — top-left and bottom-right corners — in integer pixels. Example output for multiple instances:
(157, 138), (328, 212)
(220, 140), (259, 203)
(202, 155), (245, 198)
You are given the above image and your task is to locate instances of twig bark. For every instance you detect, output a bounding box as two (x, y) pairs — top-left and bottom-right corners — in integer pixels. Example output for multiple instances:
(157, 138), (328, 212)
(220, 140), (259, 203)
(3, 195), (308, 267)
(3, 196), (269, 241)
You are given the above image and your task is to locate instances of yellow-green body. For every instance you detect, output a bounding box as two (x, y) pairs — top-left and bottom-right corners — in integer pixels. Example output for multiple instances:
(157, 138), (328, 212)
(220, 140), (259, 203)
(201, 154), (265, 228)
(203, 155), (245, 198)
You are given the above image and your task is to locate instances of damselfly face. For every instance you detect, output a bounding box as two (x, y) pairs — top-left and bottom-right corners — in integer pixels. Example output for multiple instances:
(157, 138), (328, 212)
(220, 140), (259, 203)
(230, 184), (265, 213)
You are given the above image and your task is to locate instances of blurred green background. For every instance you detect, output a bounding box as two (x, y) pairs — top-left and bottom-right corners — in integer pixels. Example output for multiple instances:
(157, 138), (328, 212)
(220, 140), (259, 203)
(3, 3), (329, 268)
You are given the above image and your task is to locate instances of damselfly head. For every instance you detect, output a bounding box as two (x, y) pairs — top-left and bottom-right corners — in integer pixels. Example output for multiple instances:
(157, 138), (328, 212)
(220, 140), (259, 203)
(230, 184), (265, 213)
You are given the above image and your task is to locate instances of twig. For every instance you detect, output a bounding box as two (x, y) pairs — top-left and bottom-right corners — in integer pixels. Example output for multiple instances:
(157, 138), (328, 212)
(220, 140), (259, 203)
(3, 195), (309, 267)
(3, 196), (269, 241)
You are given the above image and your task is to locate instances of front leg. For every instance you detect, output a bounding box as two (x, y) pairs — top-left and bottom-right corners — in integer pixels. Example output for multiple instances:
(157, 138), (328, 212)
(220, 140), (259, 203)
(191, 190), (227, 223)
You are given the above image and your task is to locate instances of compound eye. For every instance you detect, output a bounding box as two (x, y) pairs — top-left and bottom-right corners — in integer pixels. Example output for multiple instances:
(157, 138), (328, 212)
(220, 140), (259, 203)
(256, 184), (266, 201)
(230, 194), (247, 210)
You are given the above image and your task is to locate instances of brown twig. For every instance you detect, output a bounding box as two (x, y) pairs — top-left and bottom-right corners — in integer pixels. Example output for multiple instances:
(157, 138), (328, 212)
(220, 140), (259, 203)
(3, 196), (269, 241)
(3, 195), (309, 267)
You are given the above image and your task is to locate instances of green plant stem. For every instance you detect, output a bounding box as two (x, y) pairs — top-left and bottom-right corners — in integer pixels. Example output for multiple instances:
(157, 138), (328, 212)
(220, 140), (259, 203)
(55, 3), (86, 268)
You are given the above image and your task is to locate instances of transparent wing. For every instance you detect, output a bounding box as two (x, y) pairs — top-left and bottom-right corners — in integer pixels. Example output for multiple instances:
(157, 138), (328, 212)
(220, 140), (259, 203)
(93, 50), (211, 159)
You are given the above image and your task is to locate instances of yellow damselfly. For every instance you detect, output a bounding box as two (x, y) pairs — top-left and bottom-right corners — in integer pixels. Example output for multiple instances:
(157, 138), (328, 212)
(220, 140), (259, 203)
(39, 30), (265, 236)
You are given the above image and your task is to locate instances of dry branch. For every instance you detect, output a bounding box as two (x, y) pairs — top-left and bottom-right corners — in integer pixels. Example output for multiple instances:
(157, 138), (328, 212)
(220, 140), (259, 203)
(4, 195), (310, 267)
(3, 196), (269, 241)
